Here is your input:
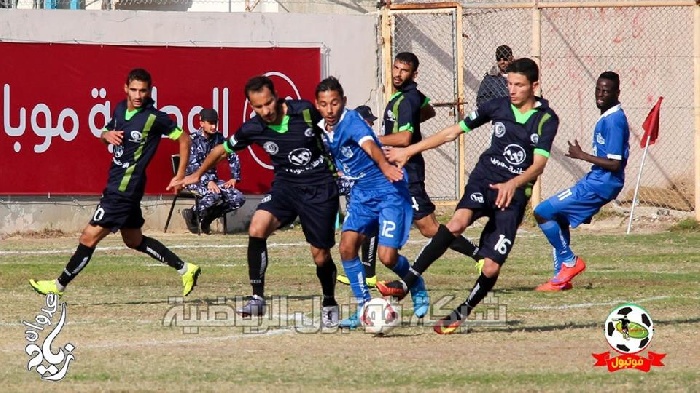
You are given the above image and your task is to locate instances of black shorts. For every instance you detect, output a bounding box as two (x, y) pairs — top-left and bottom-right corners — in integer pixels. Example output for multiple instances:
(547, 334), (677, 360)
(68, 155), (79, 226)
(89, 194), (144, 231)
(257, 179), (339, 249)
(456, 180), (529, 265)
(408, 181), (436, 221)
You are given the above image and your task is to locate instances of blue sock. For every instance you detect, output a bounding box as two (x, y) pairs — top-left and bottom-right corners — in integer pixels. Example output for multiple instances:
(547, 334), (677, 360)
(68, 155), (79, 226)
(552, 247), (561, 276)
(539, 221), (575, 270)
(392, 255), (426, 292)
(342, 257), (370, 305)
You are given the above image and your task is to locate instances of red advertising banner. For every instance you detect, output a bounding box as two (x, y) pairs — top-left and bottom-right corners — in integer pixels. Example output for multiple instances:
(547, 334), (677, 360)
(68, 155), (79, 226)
(0, 42), (321, 195)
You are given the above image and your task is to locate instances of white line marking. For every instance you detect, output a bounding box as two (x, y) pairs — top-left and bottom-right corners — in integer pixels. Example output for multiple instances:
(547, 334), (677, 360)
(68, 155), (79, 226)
(528, 296), (671, 310)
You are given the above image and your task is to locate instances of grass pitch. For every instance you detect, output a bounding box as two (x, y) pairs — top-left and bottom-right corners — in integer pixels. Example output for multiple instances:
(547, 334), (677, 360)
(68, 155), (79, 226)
(1, 222), (699, 392)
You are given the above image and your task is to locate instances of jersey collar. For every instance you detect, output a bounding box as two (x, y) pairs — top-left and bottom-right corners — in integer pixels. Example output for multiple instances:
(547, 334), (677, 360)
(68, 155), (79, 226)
(600, 103), (622, 119)
(317, 109), (348, 142)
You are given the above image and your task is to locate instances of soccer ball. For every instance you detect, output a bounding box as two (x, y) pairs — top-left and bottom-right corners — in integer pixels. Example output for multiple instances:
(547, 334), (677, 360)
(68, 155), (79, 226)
(360, 297), (401, 335)
(604, 303), (654, 354)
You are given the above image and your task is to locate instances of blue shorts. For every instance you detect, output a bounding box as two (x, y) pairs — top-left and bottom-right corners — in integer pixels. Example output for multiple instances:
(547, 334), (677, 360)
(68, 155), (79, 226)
(343, 184), (413, 250)
(535, 179), (616, 228)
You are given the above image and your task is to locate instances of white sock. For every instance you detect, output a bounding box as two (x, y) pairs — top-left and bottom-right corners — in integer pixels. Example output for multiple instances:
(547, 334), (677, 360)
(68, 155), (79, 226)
(55, 279), (66, 292)
(177, 263), (188, 275)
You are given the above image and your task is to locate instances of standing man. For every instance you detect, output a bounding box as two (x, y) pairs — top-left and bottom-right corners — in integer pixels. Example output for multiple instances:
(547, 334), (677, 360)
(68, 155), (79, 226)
(315, 77), (429, 328)
(178, 76), (340, 328)
(476, 45), (514, 107)
(380, 58), (560, 334)
(30, 68), (201, 297)
(533, 71), (629, 291)
(182, 108), (246, 234)
(381, 52), (481, 276)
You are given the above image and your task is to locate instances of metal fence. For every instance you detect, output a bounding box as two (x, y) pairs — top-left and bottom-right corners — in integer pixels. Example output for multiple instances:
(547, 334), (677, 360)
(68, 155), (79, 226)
(383, 0), (698, 220)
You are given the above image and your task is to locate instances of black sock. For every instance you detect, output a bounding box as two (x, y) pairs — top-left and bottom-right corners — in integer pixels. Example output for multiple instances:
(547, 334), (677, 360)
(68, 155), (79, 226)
(449, 235), (480, 261)
(248, 236), (268, 298)
(135, 236), (185, 270)
(447, 273), (499, 321)
(361, 236), (377, 277)
(404, 224), (455, 288)
(58, 244), (95, 287)
(316, 259), (337, 307)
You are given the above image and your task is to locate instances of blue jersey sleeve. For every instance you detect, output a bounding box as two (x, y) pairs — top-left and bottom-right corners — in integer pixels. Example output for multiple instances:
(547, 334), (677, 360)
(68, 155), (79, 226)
(603, 114), (629, 161)
(348, 112), (377, 146)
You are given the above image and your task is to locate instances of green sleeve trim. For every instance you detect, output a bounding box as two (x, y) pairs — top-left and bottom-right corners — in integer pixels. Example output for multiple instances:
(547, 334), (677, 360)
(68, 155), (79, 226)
(223, 140), (234, 154)
(398, 124), (414, 133)
(421, 96), (431, 108)
(168, 127), (183, 140)
(534, 148), (550, 158)
(459, 120), (471, 133)
(537, 113), (552, 136)
(391, 96), (404, 134)
(302, 109), (313, 128)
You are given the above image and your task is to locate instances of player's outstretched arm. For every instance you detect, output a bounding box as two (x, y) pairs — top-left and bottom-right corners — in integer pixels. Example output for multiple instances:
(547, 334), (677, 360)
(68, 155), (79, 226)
(385, 122), (463, 167)
(490, 154), (549, 210)
(360, 139), (403, 182)
(566, 139), (621, 172)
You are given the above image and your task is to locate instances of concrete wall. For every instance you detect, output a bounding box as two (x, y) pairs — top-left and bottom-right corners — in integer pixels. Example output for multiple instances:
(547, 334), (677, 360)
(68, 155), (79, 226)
(0, 10), (379, 234)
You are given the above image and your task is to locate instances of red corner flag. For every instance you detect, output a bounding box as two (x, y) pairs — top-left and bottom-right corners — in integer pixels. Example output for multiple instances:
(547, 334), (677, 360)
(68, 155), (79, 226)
(640, 96), (663, 148)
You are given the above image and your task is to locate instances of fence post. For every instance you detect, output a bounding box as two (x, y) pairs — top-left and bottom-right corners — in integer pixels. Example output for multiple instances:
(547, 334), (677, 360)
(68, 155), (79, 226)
(531, 0), (543, 207)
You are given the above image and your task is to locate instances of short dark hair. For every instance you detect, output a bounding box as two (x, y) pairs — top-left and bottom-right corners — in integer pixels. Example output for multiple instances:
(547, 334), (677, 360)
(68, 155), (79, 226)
(395, 52), (420, 72)
(244, 75), (276, 100)
(598, 71), (620, 90)
(126, 68), (152, 87)
(495, 45), (513, 60)
(506, 58), (539, 83)
(315, 76), (345, 98)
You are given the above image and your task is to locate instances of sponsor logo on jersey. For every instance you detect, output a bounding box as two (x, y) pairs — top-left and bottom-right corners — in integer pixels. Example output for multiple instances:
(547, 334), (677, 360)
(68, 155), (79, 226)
(263, 141), (279, 155)
(493, 122), (506, 138)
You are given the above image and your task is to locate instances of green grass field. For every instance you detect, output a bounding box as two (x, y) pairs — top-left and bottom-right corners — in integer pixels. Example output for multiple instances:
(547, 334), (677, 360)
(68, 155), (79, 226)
(1, 221), (699, 392)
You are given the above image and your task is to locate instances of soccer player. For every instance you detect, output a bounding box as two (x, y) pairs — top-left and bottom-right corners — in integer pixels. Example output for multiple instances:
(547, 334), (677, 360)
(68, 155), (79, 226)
(29, 68), (201, 297)
(181, 108), (246, 234)
(534, 71), (629, 291)
(178, 76), (340, 328)
(314, 76), (429, 328)
(380, 52), (482, 275)
(379, 58), (559, 334)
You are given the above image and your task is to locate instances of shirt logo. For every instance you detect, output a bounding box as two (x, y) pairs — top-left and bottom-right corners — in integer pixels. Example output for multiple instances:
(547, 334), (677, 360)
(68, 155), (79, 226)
(503, 144), (526, 165)
(530, 133), (539, 145)
(493, 122), (506, 138)
(263, 141), (279, 155)
(128, 130), (142, 143)
(341, 146), (354, 158)
(113, 145), (124, 158)
(304, 128), (314, 137)
(468, 110), (478, 121)
(470, 192), (484, 204)
(288, 148), (312, 166)
(596, 133), (606, 145)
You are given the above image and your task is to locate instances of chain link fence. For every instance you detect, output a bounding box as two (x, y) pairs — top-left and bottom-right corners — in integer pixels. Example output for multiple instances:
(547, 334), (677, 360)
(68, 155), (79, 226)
(385, 0), (697, 222)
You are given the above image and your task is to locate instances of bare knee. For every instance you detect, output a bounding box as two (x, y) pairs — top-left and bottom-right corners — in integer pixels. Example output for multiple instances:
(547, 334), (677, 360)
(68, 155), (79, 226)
(311, 247), (332, 266)
(481, 259), (501, 278)
(377, 247), (398, 267)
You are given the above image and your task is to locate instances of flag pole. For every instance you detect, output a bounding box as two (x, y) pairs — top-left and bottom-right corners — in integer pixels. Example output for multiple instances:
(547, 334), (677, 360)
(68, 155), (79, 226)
(627, 134), (652, 234)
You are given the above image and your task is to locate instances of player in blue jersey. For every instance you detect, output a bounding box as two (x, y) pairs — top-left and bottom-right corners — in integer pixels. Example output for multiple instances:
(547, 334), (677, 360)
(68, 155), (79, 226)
(29, 68), (201, 298)
(380, 52), (482, 274)
(534, 71), (629, 291)
(379, 58), (560, 334)
(315, 76), (430, 328)
(179, 76), (341, 328)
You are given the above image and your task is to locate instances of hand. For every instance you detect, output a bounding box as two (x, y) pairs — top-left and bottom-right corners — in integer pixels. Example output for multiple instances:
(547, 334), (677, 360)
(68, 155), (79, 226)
(384, 146), (409, 168)
(565, 139), (585, 160)
(222, 179), (237, 189)
(207, 180), (221, 193)
(102, 130), (123, 146)
(167, 174), (198, 191)
(489, 180), (518, 210)
(380, 162), (404, 182)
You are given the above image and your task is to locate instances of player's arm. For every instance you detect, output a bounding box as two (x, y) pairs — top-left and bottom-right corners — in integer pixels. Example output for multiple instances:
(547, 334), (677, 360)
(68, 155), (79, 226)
(378, 130), (411, 147)
(419, 92), (436, 123)
(100, 118), (123, 145)
(174, 130), (191, 179)
(359, 137), (403, 182)
(565, 139), (621, 171)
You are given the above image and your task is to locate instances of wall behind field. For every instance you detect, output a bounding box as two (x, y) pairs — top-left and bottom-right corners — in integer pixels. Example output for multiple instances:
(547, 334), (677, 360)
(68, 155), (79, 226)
(0, 10), (379, 235)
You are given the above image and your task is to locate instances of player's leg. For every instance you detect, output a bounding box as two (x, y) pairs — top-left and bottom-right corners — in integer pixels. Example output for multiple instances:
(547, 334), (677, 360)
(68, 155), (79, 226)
(360, 235), (378, 286)
(296, 180), (340, 327)
(410, 181), (480, 263)
(434, 190), (526, 334)
(30, 221), (111, 296)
